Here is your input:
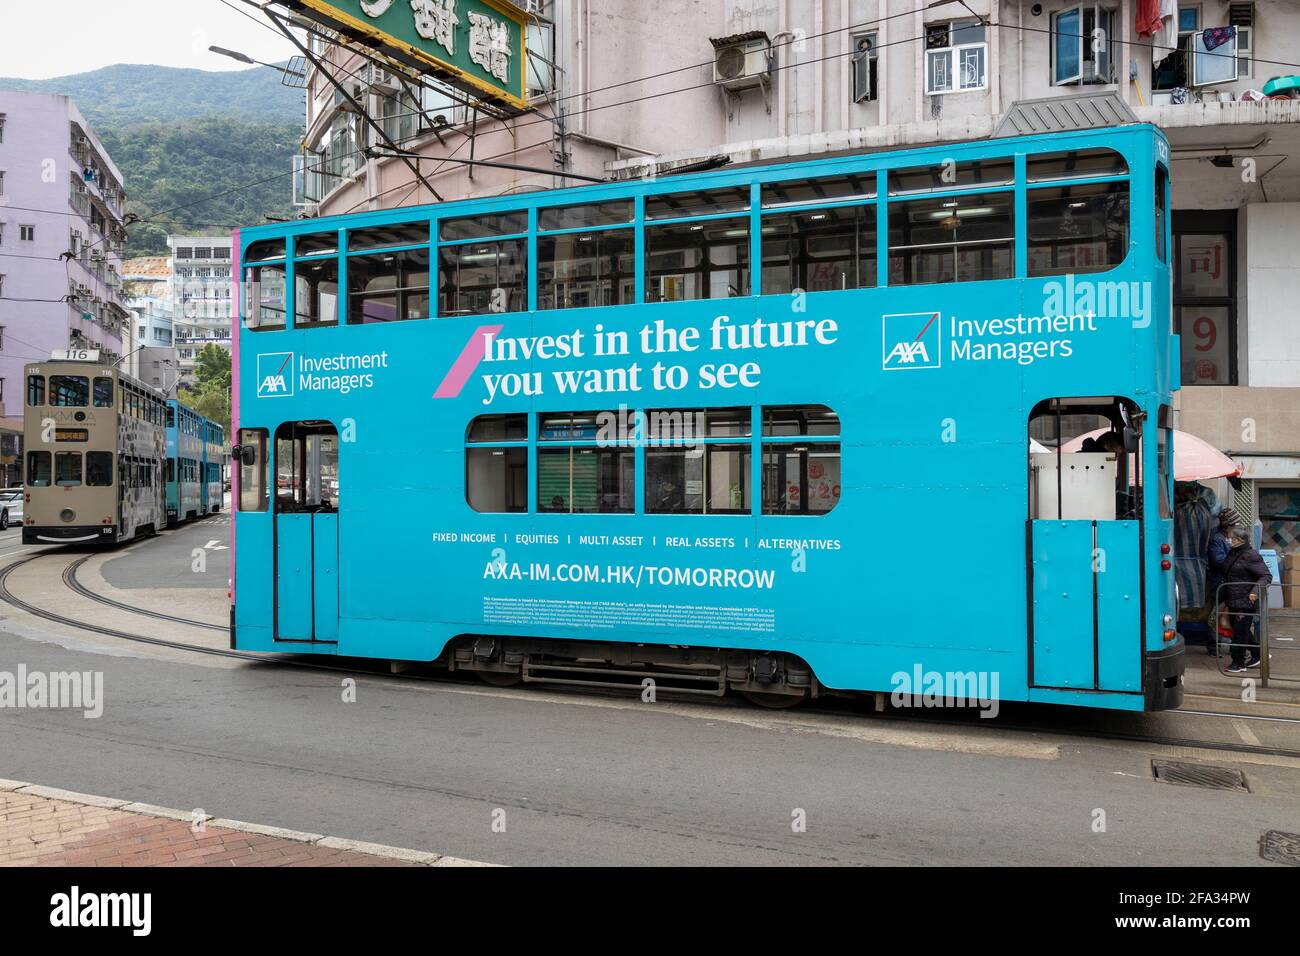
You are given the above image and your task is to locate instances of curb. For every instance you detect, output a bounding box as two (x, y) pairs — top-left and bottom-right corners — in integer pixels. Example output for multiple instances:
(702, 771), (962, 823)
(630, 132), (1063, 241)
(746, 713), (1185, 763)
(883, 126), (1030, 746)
(0, 779), (497, 867)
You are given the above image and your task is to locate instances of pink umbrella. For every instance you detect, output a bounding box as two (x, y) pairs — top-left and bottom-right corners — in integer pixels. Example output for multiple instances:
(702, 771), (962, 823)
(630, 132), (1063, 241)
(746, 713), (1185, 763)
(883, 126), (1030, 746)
(1061, 428), (1242, 481)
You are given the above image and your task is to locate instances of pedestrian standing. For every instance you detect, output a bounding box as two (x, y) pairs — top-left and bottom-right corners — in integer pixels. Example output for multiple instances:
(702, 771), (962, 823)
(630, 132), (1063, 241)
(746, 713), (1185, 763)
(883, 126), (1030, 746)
(1220, 525), (1272, 674)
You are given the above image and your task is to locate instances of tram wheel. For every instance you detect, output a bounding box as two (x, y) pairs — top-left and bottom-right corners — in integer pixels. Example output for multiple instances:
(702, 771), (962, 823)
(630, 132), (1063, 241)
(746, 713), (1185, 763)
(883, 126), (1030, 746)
(739, 690), (806, 709)
(475, 670), (523, 687)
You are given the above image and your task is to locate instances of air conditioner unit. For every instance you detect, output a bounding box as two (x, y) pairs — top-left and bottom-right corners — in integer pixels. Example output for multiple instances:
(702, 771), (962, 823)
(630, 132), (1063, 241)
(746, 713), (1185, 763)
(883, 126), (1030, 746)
(91, 249), (104, 261)
(365, 65), (400, 93)
(711, 35), (770, 92)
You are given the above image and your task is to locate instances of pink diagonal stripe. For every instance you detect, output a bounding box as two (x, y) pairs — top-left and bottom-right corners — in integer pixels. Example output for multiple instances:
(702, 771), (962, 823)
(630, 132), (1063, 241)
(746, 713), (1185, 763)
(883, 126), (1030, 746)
(434, 324), (504, 399)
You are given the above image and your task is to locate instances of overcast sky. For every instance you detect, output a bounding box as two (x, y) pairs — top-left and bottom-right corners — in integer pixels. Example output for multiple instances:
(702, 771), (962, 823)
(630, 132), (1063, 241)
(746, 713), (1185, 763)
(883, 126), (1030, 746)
(1, 0), (301, 79)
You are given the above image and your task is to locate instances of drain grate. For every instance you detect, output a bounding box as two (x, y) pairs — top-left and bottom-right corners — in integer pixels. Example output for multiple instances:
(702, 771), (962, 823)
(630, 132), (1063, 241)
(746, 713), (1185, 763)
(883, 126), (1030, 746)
(1259, 830), (1300, 866)
(1151, 759), (1249, 792)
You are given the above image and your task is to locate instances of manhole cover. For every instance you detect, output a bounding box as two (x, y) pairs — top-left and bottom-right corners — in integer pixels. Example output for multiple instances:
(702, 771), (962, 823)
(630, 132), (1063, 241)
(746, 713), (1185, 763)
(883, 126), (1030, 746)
(1151, 759), (1249, 792)
(1260, 830), (1300, 866)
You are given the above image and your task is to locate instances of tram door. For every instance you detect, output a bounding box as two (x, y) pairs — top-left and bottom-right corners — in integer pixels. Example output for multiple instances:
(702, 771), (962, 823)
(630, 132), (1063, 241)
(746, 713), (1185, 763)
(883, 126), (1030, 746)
(1028, 399), (1143, 694)
(273, 421), (339, 642)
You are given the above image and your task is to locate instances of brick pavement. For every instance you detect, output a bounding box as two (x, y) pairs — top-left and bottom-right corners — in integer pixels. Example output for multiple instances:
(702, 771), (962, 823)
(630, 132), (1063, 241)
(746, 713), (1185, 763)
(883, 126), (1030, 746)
(0, 781), (488, 867)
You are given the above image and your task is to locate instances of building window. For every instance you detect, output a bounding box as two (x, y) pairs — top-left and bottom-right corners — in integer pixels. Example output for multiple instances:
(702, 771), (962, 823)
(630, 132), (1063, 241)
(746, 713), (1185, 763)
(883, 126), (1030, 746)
(1152, 7), (1199, 90)
(19, 225), (34, 242)
(851, 33), (878, 102)
(0, 171), (5, 195)
(1174, 212), (1235, 386)
(924, 20), (987, 94)
(0, 114), (5, 144)
(1052, 6), (1115, 85)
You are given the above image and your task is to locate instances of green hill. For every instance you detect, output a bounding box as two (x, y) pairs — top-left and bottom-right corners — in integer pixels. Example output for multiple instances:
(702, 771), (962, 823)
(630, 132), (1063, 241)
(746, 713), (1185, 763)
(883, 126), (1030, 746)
(0, 64), (304, 256)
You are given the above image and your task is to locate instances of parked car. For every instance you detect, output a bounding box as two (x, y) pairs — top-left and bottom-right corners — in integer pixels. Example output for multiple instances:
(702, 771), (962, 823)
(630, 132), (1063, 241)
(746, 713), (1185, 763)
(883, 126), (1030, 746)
(0, 488), (24, 531)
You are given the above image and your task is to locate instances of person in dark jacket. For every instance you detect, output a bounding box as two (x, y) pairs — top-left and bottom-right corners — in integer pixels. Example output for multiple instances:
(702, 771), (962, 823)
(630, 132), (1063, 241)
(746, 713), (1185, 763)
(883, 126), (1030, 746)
(1221, 526), (1272, 673)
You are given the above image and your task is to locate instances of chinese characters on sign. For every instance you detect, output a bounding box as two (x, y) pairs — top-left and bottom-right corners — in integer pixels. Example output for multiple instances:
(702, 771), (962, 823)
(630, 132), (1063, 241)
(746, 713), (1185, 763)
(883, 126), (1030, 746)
(358, 0), (511, 81)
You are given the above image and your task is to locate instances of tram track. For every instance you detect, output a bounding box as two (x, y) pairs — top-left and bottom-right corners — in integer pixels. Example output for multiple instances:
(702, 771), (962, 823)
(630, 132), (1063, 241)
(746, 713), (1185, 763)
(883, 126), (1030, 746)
(1, 542), (1299, 761)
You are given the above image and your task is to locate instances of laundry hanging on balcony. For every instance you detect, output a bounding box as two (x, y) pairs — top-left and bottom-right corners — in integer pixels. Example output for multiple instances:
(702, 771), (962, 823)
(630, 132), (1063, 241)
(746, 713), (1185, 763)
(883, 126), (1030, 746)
(1202, 25), (1236, 51)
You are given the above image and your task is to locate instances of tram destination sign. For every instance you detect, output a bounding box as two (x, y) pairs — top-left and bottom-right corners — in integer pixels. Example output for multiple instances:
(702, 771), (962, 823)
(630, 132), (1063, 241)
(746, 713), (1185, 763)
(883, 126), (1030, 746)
(282, 0), (529, 110)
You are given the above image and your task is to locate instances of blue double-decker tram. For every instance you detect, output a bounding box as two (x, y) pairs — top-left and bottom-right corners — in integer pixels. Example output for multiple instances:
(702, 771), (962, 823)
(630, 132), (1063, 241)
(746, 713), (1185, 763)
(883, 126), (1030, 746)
(166, 400), (225, 525)
(231, 121), (1182, 712)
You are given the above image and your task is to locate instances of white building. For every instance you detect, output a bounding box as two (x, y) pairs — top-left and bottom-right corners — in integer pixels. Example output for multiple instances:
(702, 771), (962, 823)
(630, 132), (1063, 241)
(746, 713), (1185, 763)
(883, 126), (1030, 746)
(122, 255), (181, 395)
(168, 235), (233, 386)
(293, 0), (1300, 550)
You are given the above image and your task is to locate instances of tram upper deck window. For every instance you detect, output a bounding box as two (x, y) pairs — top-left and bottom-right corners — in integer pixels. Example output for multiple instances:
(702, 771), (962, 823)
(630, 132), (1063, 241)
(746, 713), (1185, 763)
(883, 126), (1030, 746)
(1027, 181), (1129, 277)
(93, 377), (113, 407)
(26, 374), (44, 407)
(465, 414), (527, 513)
(645, 187), (750, 221)
(887, 191), (1014, 284)
(349, 222), (430, 251)
(762, 442), (841, 515)
(26, 451), (51, 486)
(646, 445), (750, 515)
(761, 172), (876, 209)
(348, 248), (430, 323)
(646, 218), (749, 302)
(537, 214), (634, 310)
(439, 236), (526, 316)
(1026, 148), (1128, 183)
(762, 204), (877, 295)
(294, 256), (339, 328)
(887, 158), (1014, 195)
(540, 446), (634, 513)
(538, 200), (633, 231)
(295, 232), (338, 257)
(439, 210), (527, 242)
(49, 375), (89, 407)
(244, 240), (287, 331)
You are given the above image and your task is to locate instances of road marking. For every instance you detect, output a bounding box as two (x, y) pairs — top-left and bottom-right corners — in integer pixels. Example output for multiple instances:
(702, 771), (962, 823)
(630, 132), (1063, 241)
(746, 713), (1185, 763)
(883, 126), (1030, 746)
(1231, 718), (1262, 747)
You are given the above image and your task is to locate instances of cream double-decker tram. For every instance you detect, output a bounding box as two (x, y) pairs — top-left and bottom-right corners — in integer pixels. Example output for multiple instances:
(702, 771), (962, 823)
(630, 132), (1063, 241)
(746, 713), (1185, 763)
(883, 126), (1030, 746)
(23, 358), (167, 545)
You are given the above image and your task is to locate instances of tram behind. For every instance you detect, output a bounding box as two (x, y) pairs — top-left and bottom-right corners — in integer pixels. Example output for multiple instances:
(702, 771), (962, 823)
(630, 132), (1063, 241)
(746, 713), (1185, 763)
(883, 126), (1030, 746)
(23, 360), (167, 544)
(232, 122), (1183, 712)
(166, 400), (225, 523)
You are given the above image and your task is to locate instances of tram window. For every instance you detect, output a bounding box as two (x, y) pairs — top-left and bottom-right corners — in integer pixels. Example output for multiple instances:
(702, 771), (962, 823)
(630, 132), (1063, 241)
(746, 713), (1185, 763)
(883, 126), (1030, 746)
(54, 452), (82, 487)
(438, 239), (527, 315)
(887, 191), (1014, 285)
(295, 232), (338, 257)
(537, 229), (635, 310)
(294, 257), (339, 328)
(646, 407), (751, 441)
(761, 172), (877, 209)
(349, 222), (430, 252)
(26, 451), (51, 486)
(49, 375), (89, 407)
(539, 411), (602, 441)
(539, 447), (633, 514)
(466, 447), (527, 513)
(237, 428), (268, 512)
(645, 187), (750, 221)
(167, 458), (175, 483)
(26, 374), (44, 406)
(887, 159), (1014, 195)
(244, 239), (286, 263)
(761, 443), (841, 515)
(538, 200), (633, 231)
(348, 249), (430, 323)
(762, 405), (840, 436)
(1026, 181), (1128, 277)
(273, 423), (338, 513)
(86, 453), (112, 487)
(1026, 148), (1128, 183)
(1155, 166), (1168, 263)
(762, 204), (877, 295)
(1157, 404), (1173, 520)
(244, 263), (287, 331)
(467, 414), (527, 442)
(439, 211), (527, 242)
(1028, 397), (1140, 521)
(645, 219), (749, 302)
(646, 446), (751, 515)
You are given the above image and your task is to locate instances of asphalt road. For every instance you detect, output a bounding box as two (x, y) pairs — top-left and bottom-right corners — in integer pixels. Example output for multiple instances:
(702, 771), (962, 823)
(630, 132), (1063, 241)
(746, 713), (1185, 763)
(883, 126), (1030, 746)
(1, 520), (1298, 866)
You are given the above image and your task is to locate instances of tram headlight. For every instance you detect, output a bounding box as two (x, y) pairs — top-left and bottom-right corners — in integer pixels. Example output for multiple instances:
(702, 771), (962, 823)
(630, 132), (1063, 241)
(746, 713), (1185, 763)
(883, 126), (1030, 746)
(59, 508), (75, 523)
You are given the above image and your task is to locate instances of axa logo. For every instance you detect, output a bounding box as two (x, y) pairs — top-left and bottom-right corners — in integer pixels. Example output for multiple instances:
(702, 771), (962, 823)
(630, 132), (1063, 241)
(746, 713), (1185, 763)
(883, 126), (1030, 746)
(882, 312), (942, 371)
(257, 352), (295, 397)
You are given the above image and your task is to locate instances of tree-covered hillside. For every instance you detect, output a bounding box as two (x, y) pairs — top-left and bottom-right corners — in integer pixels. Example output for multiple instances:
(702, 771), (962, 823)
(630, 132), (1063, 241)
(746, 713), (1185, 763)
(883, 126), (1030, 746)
(0, 64), (304, 256)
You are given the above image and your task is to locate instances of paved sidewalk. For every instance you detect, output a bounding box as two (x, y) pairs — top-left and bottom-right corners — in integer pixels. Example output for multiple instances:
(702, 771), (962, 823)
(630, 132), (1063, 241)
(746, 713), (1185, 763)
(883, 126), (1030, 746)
(0, 780), (489, 867)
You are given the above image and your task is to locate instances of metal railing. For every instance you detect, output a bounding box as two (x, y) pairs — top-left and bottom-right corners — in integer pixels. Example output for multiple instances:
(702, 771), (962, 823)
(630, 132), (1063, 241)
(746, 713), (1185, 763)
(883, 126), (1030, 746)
(1208, 580), (1300, 686)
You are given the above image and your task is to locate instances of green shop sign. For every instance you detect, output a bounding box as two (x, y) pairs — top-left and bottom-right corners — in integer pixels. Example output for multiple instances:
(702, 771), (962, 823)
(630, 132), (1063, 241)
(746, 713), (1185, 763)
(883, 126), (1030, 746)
(290, 0), (528, 109)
